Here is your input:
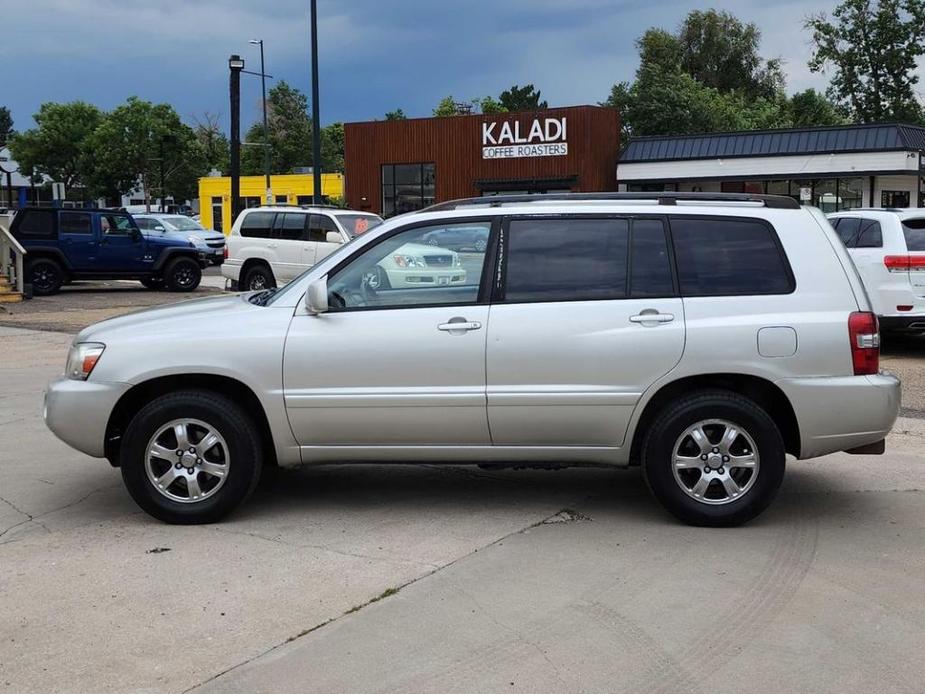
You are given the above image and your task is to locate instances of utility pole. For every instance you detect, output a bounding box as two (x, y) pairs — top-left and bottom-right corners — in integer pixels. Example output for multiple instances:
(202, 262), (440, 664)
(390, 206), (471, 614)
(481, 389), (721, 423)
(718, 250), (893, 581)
(250, 39), (272, 204)
(229, 54), (244, 223)
(310, 0), (322, 205)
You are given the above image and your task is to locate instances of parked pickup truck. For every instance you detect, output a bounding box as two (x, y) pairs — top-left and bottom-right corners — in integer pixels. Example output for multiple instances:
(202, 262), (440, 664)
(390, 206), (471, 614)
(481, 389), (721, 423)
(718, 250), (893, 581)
(10, 207), (209, 295)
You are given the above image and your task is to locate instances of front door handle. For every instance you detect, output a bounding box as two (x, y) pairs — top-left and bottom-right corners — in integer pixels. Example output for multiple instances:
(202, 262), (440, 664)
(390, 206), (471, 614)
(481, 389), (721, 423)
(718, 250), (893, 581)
(629, 311), (674, 324)
(437, 317), (482, 333)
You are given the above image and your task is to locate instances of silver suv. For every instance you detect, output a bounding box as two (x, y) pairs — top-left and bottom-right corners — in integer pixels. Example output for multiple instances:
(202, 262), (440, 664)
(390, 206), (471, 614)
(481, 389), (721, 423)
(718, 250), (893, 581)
(44, 193), (901, 527)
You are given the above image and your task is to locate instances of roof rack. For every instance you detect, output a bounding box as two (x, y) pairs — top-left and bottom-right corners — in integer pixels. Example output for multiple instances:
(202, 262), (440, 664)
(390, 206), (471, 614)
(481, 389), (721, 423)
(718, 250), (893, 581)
(420, 192), (801, 212)
(250, 203), (346, 210)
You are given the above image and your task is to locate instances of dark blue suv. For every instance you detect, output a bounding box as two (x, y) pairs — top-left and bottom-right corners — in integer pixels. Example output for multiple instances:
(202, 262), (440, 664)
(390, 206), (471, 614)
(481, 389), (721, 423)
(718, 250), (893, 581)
(10, 208), (208, 296)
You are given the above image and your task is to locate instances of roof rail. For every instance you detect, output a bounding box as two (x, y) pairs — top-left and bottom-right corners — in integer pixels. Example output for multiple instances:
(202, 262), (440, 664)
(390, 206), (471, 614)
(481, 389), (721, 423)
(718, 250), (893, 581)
(420, 192), (801, 212)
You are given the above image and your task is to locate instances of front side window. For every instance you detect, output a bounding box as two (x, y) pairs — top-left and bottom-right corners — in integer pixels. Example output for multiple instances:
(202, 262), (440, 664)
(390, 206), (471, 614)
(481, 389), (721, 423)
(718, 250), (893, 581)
(308, 214), (338, 243)
(381, 163), (435, 217)
(630, 219), (674, 297)
(100, 213), (136, 236)
(327, 221), (488, 311)
(671, 217), (793, 296)
(59, 212), (92, 235)
(275, 212), (307, 241)
(240, 211), (275, 238)
(503, 218), (629, 302)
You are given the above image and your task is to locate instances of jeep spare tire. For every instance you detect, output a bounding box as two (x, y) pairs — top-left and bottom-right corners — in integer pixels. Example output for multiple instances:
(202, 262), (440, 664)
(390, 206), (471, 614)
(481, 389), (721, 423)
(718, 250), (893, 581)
(164, 257), (202, 292)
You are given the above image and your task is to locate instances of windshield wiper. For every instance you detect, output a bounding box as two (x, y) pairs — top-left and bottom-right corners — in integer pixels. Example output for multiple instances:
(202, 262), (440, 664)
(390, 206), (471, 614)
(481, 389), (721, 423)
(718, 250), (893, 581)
(248, 288), (278, 306)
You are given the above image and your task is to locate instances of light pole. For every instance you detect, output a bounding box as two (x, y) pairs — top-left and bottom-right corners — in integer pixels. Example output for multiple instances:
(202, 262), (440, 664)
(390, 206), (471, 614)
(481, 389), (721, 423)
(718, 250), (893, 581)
(249, 39), (272, 204)
(229, 54), (244, 224)
(310, 0), (322, 205)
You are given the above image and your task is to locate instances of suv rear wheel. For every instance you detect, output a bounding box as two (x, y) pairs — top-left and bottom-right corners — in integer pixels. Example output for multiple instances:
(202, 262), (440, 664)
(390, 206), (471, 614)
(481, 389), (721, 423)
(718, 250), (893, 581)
(642, 390), (785, 527)
(243, 264), (276, 291)
(27, 257), (65, 296)
(120, 390), (263, 524)
(164, 257), (202, 292)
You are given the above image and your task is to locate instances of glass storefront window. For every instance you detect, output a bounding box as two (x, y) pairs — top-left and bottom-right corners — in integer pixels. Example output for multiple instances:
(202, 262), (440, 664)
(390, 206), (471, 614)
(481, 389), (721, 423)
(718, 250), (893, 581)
(381, 163), (435, 216)
(814, 179), (838, 213)
(839, 178), (864, 210)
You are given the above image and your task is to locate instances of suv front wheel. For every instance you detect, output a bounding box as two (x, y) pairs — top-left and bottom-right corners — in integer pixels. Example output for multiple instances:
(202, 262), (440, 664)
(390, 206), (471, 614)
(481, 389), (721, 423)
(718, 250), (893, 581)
(243, 264), (276, 291)
(120, 390), (263, 524)
(164, 256), (202, 292)
(642, 390), (785, 527)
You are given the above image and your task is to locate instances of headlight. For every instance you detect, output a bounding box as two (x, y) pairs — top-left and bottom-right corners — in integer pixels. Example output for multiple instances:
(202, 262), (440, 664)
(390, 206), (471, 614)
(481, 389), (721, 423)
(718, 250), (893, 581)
(187, 235), (207, 248)
(393, 254), (426, 268)
(66, 343), (105, 381)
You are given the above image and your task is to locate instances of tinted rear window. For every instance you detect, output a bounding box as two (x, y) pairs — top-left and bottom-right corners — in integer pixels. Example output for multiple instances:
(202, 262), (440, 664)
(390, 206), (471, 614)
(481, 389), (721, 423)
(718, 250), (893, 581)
(504, 218), (629, 302)
(671, 217), (793, 296)
(854, 220), (882, 248)
(901, 218), (925, 251)
(13, 209), (55, 239)
(240, 211), (275, 238)
(630, 219), (674, 297)
(833, 217), (860, 246)
(59, 211), (92, 234)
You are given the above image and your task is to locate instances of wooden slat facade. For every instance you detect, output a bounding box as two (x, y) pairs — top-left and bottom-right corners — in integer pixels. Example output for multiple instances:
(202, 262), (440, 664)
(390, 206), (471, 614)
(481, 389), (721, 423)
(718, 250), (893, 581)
(344, 105), (620, 214)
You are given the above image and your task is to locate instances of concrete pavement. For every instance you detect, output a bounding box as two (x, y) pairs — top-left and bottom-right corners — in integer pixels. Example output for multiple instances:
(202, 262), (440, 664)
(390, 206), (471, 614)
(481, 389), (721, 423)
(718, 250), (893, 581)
(1, 324), (924, 693)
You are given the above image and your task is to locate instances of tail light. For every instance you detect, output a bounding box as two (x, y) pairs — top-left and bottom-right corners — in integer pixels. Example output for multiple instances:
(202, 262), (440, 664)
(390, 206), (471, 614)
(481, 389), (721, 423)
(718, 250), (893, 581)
(848, 311), (880, 375)
(223, 246), (229, 260)
(884, 255), (925, 271)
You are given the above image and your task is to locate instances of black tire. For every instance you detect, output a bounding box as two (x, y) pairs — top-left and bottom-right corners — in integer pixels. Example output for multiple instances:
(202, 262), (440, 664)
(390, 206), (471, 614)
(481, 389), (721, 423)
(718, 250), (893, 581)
(243, 264), (276, 291)
(27, 257), (65, 296)
(641, 390), (785, 527)
(140, 277), (164, 290)
(164, 256), (202, 292)
(120, 390), (263, 524)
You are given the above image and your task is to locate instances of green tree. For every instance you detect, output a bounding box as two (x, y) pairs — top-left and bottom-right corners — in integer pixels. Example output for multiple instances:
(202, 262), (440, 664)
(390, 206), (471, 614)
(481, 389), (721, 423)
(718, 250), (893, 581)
(242, 81), (313, 175)
(433, 95), (464, 117)
(0, 107), (12, 147)
(322, 122), (345, 173)
(86, 97), (205, 207)
(478, 96), (508, 115)
(7, 101), (103, 188)
(677, 9), (785, 100)
(787, 89), (847, 127)
(384, 108), (407, 120)
(192, 112), (230, 174)
(498, 84), (548, 111)
(807, 0), (925, 122)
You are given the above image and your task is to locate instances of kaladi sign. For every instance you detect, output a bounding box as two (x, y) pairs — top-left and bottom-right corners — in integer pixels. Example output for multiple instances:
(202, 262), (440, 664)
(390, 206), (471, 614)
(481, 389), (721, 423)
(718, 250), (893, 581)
(482, 117), (567, 159)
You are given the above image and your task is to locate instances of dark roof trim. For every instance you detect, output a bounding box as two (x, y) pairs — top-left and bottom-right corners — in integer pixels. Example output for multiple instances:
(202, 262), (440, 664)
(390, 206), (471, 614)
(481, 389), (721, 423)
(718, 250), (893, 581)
(619, 147), (918, 165)
(474, 176), (578, 190)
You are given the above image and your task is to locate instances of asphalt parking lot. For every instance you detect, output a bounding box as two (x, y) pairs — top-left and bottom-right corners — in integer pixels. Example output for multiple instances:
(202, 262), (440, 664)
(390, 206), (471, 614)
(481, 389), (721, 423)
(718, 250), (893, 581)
(2, 286), (925, 693)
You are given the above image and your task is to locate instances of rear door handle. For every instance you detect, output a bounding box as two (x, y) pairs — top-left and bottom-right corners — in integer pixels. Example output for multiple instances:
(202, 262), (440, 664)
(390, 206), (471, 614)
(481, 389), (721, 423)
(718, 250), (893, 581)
(629, 312), (674, 324)
(437, 319), (482, 333)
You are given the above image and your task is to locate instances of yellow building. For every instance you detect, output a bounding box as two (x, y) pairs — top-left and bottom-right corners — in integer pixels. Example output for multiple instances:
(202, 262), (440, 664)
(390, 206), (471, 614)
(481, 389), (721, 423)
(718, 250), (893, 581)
(198, 173), (345, 233)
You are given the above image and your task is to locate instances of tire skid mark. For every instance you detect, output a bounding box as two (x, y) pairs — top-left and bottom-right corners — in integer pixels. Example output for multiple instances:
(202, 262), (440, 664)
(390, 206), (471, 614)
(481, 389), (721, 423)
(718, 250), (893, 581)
(637, 511), (819, 694)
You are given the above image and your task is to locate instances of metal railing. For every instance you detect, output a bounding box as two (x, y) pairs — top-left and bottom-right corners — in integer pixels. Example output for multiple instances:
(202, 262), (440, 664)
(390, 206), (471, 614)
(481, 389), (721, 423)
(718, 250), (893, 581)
(0, 214), (26, 295)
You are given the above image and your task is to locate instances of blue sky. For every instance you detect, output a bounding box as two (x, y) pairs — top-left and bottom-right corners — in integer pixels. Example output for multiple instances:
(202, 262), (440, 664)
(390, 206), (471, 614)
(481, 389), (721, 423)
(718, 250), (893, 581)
(4, 0), (848, 133)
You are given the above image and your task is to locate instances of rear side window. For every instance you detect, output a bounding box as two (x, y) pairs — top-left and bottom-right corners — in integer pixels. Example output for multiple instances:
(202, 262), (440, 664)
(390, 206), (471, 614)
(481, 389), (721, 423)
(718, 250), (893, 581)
(504, 218), (629, 302)
(630, 219), (674, 297)
(240, 211), (275, 238)
(275, 213), (307, 241)
(670, 217), (793, 296)
(13, 209), (55, 239)
(59, 212), (92, 235)
(854, 220), (882, 248)
(901, 218), (925, 251)
(833, 217), (860, 246)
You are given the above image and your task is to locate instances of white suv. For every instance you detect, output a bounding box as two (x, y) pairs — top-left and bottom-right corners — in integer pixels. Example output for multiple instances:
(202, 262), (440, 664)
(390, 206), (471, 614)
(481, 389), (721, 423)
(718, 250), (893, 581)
(221, 206), (385, 291)
(44, 193), (900, 527)
(828, 209), (925, 333)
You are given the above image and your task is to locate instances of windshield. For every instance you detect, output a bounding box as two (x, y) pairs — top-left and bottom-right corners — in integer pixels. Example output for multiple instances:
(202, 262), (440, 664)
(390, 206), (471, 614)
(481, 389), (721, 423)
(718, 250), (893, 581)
(162, 216), (205, 232)
(336, 214), (383, 238)
(901, 218), (925, 251)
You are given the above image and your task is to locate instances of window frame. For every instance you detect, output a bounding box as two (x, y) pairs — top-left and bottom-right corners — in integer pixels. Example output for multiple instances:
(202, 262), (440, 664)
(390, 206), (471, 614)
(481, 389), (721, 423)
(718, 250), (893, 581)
(666, 214), (796, 298)
(324, 215), (500, 313)
(58, 211), (93, 235)
(492, 213), (680, 305)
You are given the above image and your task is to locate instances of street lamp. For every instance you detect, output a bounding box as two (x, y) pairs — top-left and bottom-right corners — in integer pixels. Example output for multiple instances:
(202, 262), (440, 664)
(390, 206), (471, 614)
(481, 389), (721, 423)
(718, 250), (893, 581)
(229, 54), (244, 223)
(249, 39), (272, 204)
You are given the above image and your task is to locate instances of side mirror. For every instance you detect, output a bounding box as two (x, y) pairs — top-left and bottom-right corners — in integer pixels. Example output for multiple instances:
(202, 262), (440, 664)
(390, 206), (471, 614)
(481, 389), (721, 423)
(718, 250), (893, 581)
(305, 277), (329, 314)
(326, 231), (342, 244)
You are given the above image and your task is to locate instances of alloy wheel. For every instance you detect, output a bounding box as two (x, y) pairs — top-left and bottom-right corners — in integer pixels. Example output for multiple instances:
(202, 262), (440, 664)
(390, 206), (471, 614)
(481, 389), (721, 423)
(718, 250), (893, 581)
(671, 419), (760, 505)
(145, 418), (230, 503)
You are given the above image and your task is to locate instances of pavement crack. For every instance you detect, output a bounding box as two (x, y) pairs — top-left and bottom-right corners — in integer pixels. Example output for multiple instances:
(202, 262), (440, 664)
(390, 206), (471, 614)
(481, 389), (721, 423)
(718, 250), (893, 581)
(0, 485), (112, 542)
(184, 505), (584, 692)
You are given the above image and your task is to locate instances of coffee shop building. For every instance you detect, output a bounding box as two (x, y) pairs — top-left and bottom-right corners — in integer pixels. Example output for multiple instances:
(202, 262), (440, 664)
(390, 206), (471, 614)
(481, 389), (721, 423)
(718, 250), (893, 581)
(343, 105), (620, 216)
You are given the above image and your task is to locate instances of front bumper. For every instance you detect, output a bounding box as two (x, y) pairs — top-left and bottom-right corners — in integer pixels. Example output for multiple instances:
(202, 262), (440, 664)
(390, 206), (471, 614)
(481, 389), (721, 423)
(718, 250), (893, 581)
(44, 377), (130, 458)
(777, 372), (901, 459)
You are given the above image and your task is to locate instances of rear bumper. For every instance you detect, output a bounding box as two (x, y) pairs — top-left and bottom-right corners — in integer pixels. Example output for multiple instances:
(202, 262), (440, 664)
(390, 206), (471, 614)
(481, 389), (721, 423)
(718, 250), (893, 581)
(777, 373), (901, 459)
(879, 315), (925, 332)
